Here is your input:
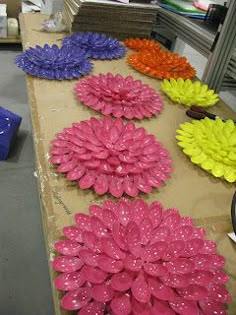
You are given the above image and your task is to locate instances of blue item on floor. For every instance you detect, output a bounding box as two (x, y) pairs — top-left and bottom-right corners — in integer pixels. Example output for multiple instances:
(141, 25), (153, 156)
(0, 106), (22, 160)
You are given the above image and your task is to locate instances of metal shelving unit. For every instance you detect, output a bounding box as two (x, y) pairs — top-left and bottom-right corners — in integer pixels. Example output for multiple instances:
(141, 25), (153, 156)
(155, 0), (236, 92)
(202, 0), (236, 91)
(155, 8), (216, 57)
(0, 37), (21, 44)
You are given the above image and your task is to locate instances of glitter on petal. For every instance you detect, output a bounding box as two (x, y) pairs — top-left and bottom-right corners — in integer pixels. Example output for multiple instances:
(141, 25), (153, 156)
(52, 199), (232, 314)
(62, 32), (126, 60)
(15, 44), (93, 80)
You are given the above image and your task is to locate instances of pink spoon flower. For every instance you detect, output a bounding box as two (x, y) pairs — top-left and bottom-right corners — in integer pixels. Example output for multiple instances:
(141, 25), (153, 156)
(50, 116), (172, 197)
(52, 199), (231, 314)
(75, 73), (163, 120)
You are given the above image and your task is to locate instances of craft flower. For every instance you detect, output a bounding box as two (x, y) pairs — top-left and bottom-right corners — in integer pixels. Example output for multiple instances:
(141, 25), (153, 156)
(52, 198), (231, 315)
(49, 117), (172, 197)
(124, 38), (161, 52)
(62, 32), (126, 60)
(128, 51), (196, 80)
(15, 44), (92, 80)
(75, 73), (163, 120)
(162, 79), (219, 107)
(176, 117), (236, 182)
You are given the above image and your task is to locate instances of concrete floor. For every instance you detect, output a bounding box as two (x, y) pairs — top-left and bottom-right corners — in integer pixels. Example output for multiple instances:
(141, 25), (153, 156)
(0, 43), (235, 315)
(0, 46), (54, 315)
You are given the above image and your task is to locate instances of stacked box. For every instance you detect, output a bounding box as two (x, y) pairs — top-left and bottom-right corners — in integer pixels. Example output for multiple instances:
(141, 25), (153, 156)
(63, 0), (159, 40)
(0, 4), (7, 38)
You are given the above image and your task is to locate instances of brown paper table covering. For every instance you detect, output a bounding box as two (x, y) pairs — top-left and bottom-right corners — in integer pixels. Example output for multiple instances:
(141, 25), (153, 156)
(19, 13), (236, 315)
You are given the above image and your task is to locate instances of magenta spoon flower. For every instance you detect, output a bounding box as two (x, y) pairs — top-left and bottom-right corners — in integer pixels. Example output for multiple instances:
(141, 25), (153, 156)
(49, 117), (172, 197)
(52, 199), (232, 314)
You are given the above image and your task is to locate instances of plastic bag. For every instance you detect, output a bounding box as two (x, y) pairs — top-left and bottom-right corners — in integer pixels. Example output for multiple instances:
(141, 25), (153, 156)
(40, 12), (67, 33)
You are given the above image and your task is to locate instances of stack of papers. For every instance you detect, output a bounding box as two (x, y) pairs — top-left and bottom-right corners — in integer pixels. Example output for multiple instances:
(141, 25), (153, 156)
(160, 0), (206, 19)
(63, 0), (159, 39)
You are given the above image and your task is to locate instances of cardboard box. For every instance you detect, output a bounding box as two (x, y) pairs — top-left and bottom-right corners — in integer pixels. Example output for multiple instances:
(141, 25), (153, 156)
(0, 4), (7, 38)
(0, 27), (7, 38)
(0, 14), (7, 27)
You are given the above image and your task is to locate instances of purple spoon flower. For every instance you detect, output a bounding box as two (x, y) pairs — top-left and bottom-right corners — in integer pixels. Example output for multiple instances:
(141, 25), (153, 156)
(15, 44), (93, 80)
(62, 32), (126, 60)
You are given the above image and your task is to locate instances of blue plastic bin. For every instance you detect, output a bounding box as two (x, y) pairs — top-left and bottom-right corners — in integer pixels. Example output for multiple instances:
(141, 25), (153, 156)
(0, 106), (22, 160)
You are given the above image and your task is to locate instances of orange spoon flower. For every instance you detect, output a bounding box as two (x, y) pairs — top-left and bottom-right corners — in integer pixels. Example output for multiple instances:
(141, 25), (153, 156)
(128, 50), (196, 80)
(124, 38), (161, 52)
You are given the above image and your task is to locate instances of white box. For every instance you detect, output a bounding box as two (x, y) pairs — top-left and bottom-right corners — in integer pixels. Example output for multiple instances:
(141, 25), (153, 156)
(0, 4), (7, 38)
(0, 27), (7, 38)
(0, 15), (7, 27)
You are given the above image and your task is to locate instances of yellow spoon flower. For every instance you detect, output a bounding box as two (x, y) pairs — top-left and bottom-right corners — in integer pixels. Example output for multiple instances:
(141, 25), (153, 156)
(176, 118), (236, 182)
(162, 78), (219, 107)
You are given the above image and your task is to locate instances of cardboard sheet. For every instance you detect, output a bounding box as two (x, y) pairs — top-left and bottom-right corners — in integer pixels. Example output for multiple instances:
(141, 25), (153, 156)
(19, 13), (236, 315)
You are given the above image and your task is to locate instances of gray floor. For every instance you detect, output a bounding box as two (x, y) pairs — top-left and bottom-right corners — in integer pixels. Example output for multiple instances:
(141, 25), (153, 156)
(0, 46), (54, 315)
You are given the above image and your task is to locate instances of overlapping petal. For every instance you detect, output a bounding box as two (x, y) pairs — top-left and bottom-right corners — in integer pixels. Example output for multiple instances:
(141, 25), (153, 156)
(128, 51), (196, 80)
(75, 73), (163, 119)
(162, 78), (219, 107)
(50, 117), (172, 197)
(15, 44), (92, 80)
(176, 117), (236, 182)
(124, 38), (161, 52)
(62, 32), (126, 60)
(52, 199), (231, 314)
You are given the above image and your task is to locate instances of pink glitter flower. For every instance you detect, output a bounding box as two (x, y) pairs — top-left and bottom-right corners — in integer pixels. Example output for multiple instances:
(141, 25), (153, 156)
(75, 73), (163, 120)
(49, 117), (172, 197)
(52, 199), (231, 315)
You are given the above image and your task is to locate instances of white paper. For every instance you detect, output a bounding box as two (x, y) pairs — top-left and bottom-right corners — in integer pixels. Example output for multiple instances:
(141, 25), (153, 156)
(79, 0), (159, 9)
(114, 0), (129, 4)
(228, 232), (236, 243)
(0, 4), (7, 16)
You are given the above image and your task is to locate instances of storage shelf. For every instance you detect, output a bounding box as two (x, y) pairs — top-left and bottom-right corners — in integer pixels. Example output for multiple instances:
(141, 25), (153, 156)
(0, 37), (21, 44)
(156, 8), (217, 57)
